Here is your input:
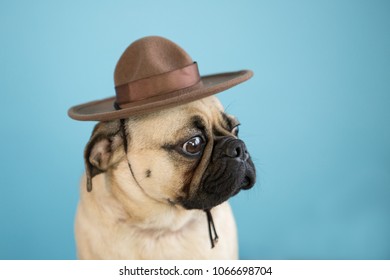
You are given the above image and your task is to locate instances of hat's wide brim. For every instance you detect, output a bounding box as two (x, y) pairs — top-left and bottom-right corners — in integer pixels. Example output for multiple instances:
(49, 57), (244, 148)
(68, 70), (253, 121)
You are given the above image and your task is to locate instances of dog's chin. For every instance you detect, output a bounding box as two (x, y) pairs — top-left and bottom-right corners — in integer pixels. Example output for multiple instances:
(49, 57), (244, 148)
(179, 191), (237, 210)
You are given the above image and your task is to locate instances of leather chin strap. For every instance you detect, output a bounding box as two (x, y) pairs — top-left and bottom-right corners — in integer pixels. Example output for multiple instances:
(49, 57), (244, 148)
(117, 115), (218, 249)
(205, 209), (219, 248)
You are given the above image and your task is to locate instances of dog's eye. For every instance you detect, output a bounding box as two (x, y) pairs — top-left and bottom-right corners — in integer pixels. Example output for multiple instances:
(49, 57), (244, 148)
(232, 125), (239, 136)
(182, 136), (205, 156)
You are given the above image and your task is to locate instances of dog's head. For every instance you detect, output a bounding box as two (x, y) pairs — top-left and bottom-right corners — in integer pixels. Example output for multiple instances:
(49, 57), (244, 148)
(84, 96), (255, 210)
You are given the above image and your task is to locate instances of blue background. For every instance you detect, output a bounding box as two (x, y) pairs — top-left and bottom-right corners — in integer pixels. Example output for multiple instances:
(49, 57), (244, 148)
(1, 0), (389, 260)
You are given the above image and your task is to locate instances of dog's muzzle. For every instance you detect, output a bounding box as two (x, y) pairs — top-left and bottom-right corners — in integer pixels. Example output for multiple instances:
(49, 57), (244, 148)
(182, 136), (256, 210)
(220, 137), (255, 189)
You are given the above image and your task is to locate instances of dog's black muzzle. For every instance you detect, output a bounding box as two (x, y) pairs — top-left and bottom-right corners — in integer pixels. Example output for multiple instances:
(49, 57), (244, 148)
(182, 136), (256, 210)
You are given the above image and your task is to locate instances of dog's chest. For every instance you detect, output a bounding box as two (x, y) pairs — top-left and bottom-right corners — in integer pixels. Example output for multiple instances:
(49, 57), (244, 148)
(104, 222), (220, 259)
(75, 185), (238, 259)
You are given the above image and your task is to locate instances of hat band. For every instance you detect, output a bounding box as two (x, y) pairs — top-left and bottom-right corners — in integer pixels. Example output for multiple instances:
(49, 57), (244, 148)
(115, 62), (200, 107)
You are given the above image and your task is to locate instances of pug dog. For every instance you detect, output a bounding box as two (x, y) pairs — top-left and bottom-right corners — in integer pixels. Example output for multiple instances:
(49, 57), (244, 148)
(74, 95), (256, 259)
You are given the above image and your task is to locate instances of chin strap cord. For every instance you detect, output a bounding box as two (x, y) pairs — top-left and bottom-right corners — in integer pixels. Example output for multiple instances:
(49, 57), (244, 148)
(205, 209), (219, 248)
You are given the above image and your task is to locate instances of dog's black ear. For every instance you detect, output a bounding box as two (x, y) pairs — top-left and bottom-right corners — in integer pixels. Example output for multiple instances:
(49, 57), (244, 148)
(84, 120), (124, 192)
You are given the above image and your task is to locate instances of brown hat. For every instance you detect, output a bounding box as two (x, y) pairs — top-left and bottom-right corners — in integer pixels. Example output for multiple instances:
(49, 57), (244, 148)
(68, 36), (253, 121)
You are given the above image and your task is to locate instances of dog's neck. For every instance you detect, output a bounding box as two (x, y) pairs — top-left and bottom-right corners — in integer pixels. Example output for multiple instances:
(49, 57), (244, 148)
(91, 161), (202, 232)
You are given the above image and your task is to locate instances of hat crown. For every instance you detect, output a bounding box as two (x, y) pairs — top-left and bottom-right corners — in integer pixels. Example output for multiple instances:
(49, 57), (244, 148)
(114, 36), (193, 86)
(68, 35), (253, 122)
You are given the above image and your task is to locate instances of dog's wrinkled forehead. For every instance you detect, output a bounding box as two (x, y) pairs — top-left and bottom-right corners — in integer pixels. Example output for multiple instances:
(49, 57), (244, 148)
(174, 97), (239, 135)
(127, 96), (237, 142)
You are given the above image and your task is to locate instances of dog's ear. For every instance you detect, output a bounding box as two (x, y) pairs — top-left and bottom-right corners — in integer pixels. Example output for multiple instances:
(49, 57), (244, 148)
(84, 120), (124, 192)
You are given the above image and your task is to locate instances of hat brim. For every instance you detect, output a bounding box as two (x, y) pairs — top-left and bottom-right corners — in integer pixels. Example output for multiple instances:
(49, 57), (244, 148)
(68, 70), (253, 121)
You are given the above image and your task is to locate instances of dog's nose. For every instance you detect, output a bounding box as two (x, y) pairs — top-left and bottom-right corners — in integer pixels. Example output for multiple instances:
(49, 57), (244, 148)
(224, 139), (249, 160)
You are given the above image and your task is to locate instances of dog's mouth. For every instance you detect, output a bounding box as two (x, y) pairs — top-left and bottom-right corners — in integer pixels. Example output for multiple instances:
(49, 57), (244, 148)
(181, 166), (256, 210)
(231, 174), (254, 197)
(241, 175), (254, 189)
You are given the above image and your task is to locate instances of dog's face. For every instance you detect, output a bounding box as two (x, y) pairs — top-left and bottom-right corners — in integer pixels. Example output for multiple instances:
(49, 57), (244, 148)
(84, 96), (255, 210)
